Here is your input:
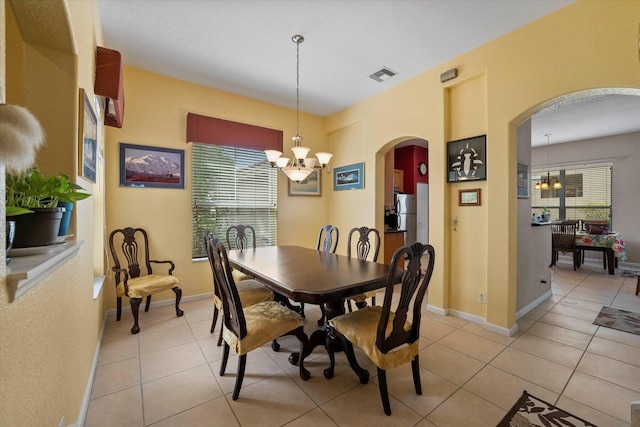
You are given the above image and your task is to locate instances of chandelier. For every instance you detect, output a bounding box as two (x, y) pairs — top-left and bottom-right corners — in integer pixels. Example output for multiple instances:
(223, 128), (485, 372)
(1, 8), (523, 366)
(534, 133), (562, 190)
(264, 35), (332, 182)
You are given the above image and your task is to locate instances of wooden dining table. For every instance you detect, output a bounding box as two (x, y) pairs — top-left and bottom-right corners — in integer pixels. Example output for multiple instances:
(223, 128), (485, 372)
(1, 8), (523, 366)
(227, 245), (397, 379)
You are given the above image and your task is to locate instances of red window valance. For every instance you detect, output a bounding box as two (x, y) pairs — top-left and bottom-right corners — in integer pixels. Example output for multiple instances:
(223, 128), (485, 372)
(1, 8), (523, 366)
(186, 113), (283, 152)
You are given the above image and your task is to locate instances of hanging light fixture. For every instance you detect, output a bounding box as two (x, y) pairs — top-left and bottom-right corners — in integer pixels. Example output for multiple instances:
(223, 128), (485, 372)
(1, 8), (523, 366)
(534, 133), (562, 190)
(264, 35), (332, 182)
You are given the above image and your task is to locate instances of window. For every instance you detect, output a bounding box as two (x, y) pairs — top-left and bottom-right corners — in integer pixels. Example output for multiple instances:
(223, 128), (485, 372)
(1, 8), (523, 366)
(191, 143), (277, 258)
(531, 164), (612, 223)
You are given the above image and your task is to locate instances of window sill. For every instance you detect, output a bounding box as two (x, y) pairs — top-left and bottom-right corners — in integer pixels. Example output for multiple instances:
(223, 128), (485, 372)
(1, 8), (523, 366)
(5, 240), (84, 302)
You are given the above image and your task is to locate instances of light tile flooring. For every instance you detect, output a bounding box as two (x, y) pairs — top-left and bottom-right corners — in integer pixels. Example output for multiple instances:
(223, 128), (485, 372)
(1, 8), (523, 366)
(86, 258), (640, 426)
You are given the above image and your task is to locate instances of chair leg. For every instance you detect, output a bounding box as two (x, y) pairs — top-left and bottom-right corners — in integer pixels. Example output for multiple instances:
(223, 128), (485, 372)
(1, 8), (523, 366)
(232, 354), (247, 401)
(377, 367), (392, 416)
(217, 318), (224, 346)
(324, 328), (338, 380)
(116, 297), (122, 321)
(220, 342), (230, 376)
(210, 305), (219, 334)
(144, 295), (152, 312)
(130, 297), (143, 334)
(293, 326), (310, 381)
(371, 296), (376, 306)
(172, 286), (184, 317)
(317, 305), (326, 327)
(347, 300), (354, 312)
(412, 355), (422, 395)
(341, 336), (369, 384)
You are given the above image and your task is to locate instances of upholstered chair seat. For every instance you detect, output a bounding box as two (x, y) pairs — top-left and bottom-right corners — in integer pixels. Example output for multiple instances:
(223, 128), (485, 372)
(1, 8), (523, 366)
(329, 305), (417, 370)
(222, 300), (304, 355)
(117, 274), (181, 299)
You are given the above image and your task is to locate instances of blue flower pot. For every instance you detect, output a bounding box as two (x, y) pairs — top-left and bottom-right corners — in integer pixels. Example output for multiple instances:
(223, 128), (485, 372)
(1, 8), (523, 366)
(57, 201), (73, 236)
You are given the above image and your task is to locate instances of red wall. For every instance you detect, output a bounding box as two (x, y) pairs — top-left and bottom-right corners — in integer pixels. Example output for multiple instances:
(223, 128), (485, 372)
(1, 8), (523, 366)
(394, 145), (428, 194)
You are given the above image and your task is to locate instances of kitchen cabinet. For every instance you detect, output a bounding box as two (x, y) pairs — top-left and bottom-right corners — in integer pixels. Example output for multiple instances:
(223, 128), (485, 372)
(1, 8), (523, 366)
(384, 230), (405, 265)
(393, 169), (404, 193)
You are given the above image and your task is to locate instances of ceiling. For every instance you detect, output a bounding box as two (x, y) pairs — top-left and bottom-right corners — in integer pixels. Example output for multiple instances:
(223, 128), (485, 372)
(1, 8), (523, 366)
(97, 0), (640, 145)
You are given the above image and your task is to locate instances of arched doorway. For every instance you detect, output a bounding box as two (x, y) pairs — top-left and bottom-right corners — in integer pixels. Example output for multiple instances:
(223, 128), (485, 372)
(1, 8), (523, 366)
(514, 88), (640, 319)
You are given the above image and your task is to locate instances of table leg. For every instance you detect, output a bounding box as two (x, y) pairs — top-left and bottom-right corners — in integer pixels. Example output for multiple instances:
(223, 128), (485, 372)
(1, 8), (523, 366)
(606, 248), (615, 275)
(288, 299), (369, 381)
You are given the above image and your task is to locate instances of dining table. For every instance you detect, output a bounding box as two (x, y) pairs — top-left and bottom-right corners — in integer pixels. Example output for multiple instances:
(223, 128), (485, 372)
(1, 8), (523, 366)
(227, 245), (398, 380)
(576, 231), (626, 275)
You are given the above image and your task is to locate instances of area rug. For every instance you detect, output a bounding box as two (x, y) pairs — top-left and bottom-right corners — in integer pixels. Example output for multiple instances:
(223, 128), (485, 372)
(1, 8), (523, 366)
(497, 391), (597, 427)
(593, 306), (640, 336)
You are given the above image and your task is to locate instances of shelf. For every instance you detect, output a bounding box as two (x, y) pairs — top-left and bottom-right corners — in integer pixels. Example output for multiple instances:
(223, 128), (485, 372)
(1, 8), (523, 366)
(5, 240), (84, 302)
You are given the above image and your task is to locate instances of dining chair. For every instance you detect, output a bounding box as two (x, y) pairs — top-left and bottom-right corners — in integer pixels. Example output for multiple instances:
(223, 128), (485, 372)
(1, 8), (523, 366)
(204, 231), (274, 347)
(226, 224), (256, 283)
(327, 242), (436, 415)
(108, 227), (183, 334)
(346, 226), (381, 312)
(551, 220), (580, 270)
(206, 236), (310, 400)
(580, 220), (609, 267)
(304, 224), (340, 324)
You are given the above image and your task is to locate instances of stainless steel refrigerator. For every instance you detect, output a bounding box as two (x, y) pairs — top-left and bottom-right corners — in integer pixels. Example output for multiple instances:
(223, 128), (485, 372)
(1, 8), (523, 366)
(396, 194), (416, 245)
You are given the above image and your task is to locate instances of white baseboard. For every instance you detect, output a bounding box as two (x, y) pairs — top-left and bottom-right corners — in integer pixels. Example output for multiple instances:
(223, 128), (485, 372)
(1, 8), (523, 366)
(516, 290), (553, 320)
(427, 305), (518, 337)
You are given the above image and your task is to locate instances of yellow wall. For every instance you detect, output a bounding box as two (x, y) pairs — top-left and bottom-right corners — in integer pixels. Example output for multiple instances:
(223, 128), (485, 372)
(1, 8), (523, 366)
(1, 1), (106, 425)
(326, 0), (640, 329)
(103, 66), (329, 310)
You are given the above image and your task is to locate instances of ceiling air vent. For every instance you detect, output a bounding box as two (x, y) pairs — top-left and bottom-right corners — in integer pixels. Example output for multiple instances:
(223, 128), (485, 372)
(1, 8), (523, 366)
(369, 67), (397, 83)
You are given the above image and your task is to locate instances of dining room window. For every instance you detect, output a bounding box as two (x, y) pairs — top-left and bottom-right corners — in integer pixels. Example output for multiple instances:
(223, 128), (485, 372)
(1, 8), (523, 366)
(191, 143), (277, 258)
(531, 164), (612, 223)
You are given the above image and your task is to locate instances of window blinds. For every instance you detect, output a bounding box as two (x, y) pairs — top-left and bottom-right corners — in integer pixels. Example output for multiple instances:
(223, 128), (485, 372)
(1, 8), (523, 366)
(191, 143), (277, 258)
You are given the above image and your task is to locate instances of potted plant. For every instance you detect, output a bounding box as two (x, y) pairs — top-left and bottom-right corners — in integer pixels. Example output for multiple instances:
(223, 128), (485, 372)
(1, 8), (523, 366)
(6, 168), (91, 248)
(541, 208), (551, 223)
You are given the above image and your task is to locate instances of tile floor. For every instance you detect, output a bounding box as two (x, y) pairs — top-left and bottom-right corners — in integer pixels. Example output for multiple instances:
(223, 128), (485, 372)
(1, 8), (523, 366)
(85, 258), (640, 426)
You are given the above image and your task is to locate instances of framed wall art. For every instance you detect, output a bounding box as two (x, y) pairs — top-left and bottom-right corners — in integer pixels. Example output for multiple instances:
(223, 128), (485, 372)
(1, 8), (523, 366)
(119, 142), (185, 189)
(333, 162), (364, 191)
(517, 161), (530, 199)
(447, 134), (487, 183)
(78, 88), (98, 183)
(288, 169), (321, 196)
(458, 188), (481, 206)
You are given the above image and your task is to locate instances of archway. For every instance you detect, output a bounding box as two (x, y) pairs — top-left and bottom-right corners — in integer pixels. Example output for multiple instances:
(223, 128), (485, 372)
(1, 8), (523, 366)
(512, 88), (640, 321)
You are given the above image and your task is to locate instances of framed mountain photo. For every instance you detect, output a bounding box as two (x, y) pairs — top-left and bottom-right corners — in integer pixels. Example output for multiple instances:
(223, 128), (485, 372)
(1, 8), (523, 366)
(119, 143), (185, 189)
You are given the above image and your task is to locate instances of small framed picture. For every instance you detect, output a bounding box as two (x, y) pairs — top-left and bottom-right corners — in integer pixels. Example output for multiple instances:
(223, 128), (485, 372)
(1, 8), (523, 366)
(517, 161), (529, 199)
(78, 88), (98, 183)
(119, 143), (185, 189)
(447, 135), (486, 183)
(288, 169), (321, 196)
(333, 162), (364, 191)
(459, 188), (481, 206)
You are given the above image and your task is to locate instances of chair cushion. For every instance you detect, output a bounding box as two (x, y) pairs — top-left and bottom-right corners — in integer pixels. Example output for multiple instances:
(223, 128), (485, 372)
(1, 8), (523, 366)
(350, 290), (377, 303)
(118, 274), (181, 298)
(329, 305), (419, 370)
(232, 268), (252, 282)
(222, 301), (304, 355)
(213, 279), (273, 309)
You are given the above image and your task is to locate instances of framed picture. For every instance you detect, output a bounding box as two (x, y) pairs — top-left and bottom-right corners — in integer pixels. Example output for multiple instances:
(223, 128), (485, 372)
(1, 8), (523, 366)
(447, 134), (487, 183)
(288, 169), (321, 196)
(459, 188), (481, 206)
(119, 142), (185, 189)
(517, 161), (529, 199)
(333, 162), (364, 191)
(78, 88), (98, 183)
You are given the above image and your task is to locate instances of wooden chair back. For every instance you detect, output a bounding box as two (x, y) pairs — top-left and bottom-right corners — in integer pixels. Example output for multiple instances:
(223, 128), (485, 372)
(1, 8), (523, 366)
(551, 221), (578, 251)
(109, 227), (175, 283)
(226, 224), (256, 250)
(317, 225), (339, 253)
(347, 226), (381, 262)
(205, 233), (247, 341)
(376, 242), (435, 354)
